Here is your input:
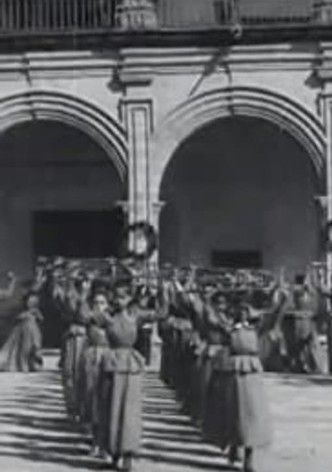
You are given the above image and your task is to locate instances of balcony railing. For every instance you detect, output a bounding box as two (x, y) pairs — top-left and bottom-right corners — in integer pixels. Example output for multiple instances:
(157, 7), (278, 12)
(238, 0), (313, 25)
(215, 0), (314, 26)
(0, 0), (116, 33)
(0, 0), (329, 36)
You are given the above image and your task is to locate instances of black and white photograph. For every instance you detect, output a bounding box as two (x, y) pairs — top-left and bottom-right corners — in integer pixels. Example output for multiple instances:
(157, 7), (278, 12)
(0, 1), (331, 471)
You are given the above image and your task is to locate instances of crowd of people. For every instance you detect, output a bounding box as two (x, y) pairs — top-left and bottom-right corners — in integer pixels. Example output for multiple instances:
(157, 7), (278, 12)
(156, 265), (328, 471)
(0, 257), (330, 471)
(0, 257), (157, 471)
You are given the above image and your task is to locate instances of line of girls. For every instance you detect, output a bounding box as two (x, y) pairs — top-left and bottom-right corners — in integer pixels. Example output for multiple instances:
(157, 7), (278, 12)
(159, 266), (326, 375)
(156, 266), (327, 472)
(55, 268), (157, 472)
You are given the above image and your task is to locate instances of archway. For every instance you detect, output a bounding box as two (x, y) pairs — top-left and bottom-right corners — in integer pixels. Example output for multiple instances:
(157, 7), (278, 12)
(0, 117), (127, 348)
(151, 87), (326, 198)
(0, 119), (127, 275)
(159, 115), (324, 275)
(0, 89), (128, 180)
(0, 89), (129, 347)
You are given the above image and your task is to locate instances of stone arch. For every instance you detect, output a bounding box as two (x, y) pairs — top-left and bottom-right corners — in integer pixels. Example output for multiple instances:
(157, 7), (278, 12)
(0, 89), (128, 181)
(151, 86), (326, 197)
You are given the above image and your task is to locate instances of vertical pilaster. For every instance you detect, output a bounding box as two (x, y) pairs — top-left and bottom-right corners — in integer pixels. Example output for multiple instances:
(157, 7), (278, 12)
(149, 200), (165, 264)
(120, 99), (153, 226)
(320, 96), (332, 282)
(118, 49), (156, 258)
(320, 93), (332, 373)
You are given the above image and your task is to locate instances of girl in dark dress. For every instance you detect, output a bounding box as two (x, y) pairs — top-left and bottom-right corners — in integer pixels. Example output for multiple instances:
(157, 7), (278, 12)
(257, 281), (288, 372)
(282, 275), (324, 373)
(78, 289), (112, 456)
(0, 290), (43, 372)
(61, 277), (91, 421)
(201, 291), (233, 445)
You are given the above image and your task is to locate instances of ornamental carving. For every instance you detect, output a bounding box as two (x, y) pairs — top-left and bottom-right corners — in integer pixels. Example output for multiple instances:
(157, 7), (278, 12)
(115, 0), (158, 30)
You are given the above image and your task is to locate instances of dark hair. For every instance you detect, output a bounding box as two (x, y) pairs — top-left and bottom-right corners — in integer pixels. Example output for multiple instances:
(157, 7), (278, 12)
(74, 277), (86, 291)
(211, 291), (227, 305)
(87, 288), (108, 309)
(23, 289), (40, 305)
(294, 274), (305, 285)
(233, 302), (251, 323)
(92, 288), (108, 301)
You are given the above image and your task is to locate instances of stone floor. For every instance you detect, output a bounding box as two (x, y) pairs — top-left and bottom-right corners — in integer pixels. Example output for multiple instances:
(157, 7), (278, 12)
(0, 354), (331, 472)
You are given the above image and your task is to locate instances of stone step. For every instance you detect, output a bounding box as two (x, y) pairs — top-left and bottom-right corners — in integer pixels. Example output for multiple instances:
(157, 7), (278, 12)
(0, 361), (233, 472)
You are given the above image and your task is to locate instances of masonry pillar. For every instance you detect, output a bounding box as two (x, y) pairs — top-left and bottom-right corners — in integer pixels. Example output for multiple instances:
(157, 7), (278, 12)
(117, 40), (162, 262)
(323, 95), (332, 373)
(314, 76), (332, 371)
(148, 200), (165, 264)
(120, 98), (153, 222)
(118, 96), (162, 370)
(119, 93), (157, 270)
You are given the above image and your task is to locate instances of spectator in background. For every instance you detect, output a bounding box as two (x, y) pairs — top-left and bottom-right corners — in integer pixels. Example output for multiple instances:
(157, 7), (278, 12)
(0, 289), (43, 372)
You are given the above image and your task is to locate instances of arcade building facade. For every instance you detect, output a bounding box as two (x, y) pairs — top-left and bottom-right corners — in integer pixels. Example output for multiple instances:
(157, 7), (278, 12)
(0, 0), (331, 278)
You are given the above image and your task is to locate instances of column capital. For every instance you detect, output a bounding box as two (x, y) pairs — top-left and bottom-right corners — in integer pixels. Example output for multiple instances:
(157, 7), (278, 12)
(152, 200), (166, 213)
(116, 200), (133, 215)
(314, 195), (332, 208)
(150, 200), (166, 228)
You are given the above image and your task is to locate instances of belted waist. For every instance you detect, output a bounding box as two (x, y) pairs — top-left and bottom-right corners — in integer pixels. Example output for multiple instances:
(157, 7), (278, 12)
(101, 348), (145, 374)
(66, 324), (86, 338)
(202, 344), (223, 359)
(218, 354), (263, 373)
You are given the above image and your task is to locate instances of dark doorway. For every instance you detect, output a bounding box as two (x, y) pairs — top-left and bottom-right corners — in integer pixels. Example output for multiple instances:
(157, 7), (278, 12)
(211, 250), (262, 269)
(33, 208), (126, 259)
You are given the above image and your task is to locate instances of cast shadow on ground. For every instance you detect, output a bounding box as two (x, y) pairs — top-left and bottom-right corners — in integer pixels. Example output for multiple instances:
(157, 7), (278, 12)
(0, 370), (236, 471)
(267, 373), (332, 388)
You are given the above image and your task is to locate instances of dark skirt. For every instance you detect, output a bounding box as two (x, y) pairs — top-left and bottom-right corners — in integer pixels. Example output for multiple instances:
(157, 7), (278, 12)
(203, 369), (226, 446)
(258, 327), (287, 372)
(78, 344), (108, 426)
(218, 356), (272, 448)
(199, 345), (221, 432)
(202, 346), (229, 443)
(283, 316), (324, 373)
(135, 325), (152, 365)
(160, 339), (171, 384)
(62, 327), (87, 416)
(0, 315), (42, 372)
(188, 349), (204, 421)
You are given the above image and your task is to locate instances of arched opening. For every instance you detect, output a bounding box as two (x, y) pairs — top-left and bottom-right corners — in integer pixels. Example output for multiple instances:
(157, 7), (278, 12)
(159, 116), (324, 275)
(0, 120), (127, 276)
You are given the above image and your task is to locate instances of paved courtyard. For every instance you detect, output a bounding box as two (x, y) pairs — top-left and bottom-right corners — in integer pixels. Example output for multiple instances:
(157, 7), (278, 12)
(0, 353), (331, 472)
